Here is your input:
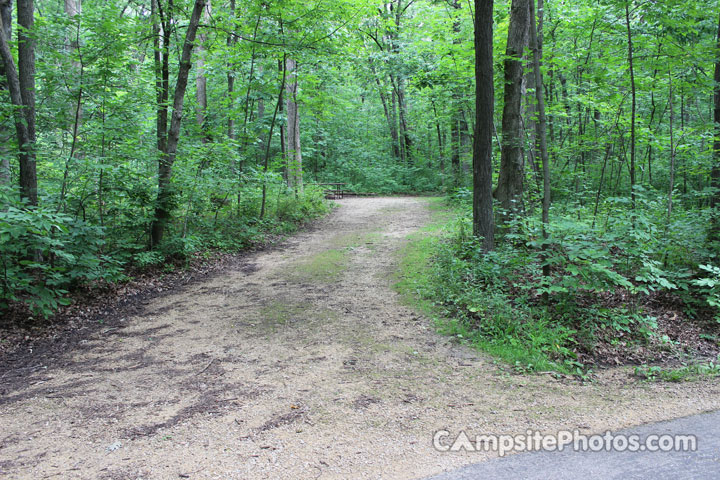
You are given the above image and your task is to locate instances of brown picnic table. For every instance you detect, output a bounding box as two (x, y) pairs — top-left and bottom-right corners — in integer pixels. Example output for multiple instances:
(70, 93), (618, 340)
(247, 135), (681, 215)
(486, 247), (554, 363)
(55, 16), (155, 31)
(310, 183), (347, 199)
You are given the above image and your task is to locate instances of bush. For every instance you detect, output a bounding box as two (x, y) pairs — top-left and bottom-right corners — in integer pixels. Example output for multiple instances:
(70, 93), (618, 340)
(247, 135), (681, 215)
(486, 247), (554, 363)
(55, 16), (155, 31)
(417, 194), (713, 373)
(275, 186), (330, 222)
(0, 203), (124, 317)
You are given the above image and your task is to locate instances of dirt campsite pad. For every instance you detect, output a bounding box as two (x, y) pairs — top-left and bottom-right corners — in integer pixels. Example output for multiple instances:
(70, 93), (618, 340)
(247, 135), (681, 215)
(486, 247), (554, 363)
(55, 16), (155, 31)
(1, 197), (720, 479)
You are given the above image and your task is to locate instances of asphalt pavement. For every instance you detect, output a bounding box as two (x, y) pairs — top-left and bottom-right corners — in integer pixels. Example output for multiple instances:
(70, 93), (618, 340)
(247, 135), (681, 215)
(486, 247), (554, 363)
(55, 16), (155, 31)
(425, 409), (720, 479)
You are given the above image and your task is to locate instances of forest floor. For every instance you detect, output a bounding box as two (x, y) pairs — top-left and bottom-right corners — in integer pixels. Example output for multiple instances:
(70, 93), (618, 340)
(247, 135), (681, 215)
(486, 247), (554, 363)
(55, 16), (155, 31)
(1, 197), (720, 479)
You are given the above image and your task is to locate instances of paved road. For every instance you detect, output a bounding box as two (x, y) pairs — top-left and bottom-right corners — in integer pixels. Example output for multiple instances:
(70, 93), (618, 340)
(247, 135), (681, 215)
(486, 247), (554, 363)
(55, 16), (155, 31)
(426, 410), (720, 479)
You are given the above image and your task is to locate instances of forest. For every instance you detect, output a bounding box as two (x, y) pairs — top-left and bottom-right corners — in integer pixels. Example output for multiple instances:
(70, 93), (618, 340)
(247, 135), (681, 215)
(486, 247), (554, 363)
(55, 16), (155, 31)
(2, 0), (720, 375)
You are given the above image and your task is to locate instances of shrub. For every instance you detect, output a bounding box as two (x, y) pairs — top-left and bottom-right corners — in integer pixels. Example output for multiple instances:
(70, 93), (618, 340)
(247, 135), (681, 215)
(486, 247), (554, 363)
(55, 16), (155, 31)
(0, 203), (124, 317)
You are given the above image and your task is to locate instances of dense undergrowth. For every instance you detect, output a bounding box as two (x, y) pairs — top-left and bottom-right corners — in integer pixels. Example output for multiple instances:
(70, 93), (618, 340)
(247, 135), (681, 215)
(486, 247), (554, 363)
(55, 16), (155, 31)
(398, 194), (720, 377)
(0, 184), (330, 319)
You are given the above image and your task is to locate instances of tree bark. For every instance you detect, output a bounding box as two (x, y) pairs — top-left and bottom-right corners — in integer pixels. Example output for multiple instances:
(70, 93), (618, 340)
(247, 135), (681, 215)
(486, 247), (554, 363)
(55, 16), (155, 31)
(150, 0), (207, 247)
(152, 0), (170, 156)
(58, 0), (83, 212)
(0, 0), (37, 205)
(450, 0), (465, 183)
(260, 55), (287, 218)
(667, 72), (675, 222)
(451, 116), (460, 183)
(18, 0), (38, 205)
(473, 0), (495, 251)
(226, 0), (236, 141)
(284, 57), (302, 192)
(0, 0), (12, 186)
(431, 100), (444, 175)
(496, 0), (529, 219)
(195, 0), (211, 144)
(529, 0), (551, 275)
(394, 75), (412, 163)
(710, 11), (720, 243)
(370, 61), (400, 159)
(625, 1), (636, 212)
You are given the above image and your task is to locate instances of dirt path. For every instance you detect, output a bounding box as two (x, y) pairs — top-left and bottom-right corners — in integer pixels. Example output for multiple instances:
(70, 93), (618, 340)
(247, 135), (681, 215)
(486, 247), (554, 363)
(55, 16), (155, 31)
(1, 197), (719, 479)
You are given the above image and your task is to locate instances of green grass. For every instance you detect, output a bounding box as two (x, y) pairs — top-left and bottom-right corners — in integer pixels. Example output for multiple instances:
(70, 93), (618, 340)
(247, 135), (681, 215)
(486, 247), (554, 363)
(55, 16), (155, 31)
(257, 300), (338, 334)
(393, 197), (578, 376)
(393, 198), (449, 314)
(634, 360), (720, 382)
(288, 248), (349, 283)
(330, 230), (383, 250)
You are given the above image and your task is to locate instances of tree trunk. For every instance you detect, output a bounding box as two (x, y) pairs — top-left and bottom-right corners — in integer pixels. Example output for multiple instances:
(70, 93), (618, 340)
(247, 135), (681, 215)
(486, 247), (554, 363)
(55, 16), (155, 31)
(370, 61), (400, 159)
(667, 72), (675, 222)
(152, 0), (170, 156)
(226, 0), (236, 141)
(0, 0), (37, 205)
(529, 0), (551, 275)
(394, 75), (412, 163)
(625, 1), (636, 212)
(196, 0), (211, 144)
(496, 0), (530, 219)
(431, 100), (444, 175)
(59, 0), (83, 212)
(451, 116), (460, 184)
(450, 0), (465, 181)
(260, 55), (287, 218)
(710, 11), (720, 243)
(460, 109), (471, 173)
(473, 0), (495, 251)
(0, 0), (12, 186)
(284, 57), (302, 193)
(150, 0), (207, 247)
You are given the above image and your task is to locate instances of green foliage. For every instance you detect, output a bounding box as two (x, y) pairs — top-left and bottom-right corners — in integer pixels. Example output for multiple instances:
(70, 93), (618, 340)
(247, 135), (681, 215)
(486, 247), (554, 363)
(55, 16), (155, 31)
(634, 359), (720, 382)
(0, 194), (124, 317)
(0, 176), (330, 318)
(431, 226), (581, 373)
(404, 193), (720, 374)
(274, 187), (331, 223)
(691, 264), (720, 322)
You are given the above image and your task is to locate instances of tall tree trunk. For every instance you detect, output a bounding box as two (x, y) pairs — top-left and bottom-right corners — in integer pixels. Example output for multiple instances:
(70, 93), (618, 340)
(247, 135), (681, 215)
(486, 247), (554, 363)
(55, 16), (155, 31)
(0, 0), (12, 186)
(496, 0), (530, 219)
(255, 83), (265, 159)
(371, 63), (400, 159)
(529, 0), (550, 275)
(394, 75), (411, 163)
(710, 11), (720, 243)
(195, 0), (211, 144)
(473, 0), (495, 251)
(451, 116), (460, 184)
(460, 108), (471, 172)
(152, 0), (170, 156)
(260, 55), (287, 218)
(450, 0), (465, 181)
(150, 0), (207, 247)
(431, 100), (444, 175)
(0, 0), (38, 205)
(59, 0), (83, 212)
(390, 0), (410, 164)
(667, 72), (675, 222)
(17, 0), (36, 189)
(284, 57), (302, 193)
(226, 0), (236, 141)
(625, 1), (636, 212)
(226, 0), (240, 214)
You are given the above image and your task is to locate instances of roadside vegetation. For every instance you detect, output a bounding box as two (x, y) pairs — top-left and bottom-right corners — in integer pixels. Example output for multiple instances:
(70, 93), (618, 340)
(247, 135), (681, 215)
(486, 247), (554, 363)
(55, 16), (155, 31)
(397, 195), (720, 378)
(1, 185), (329, 319)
